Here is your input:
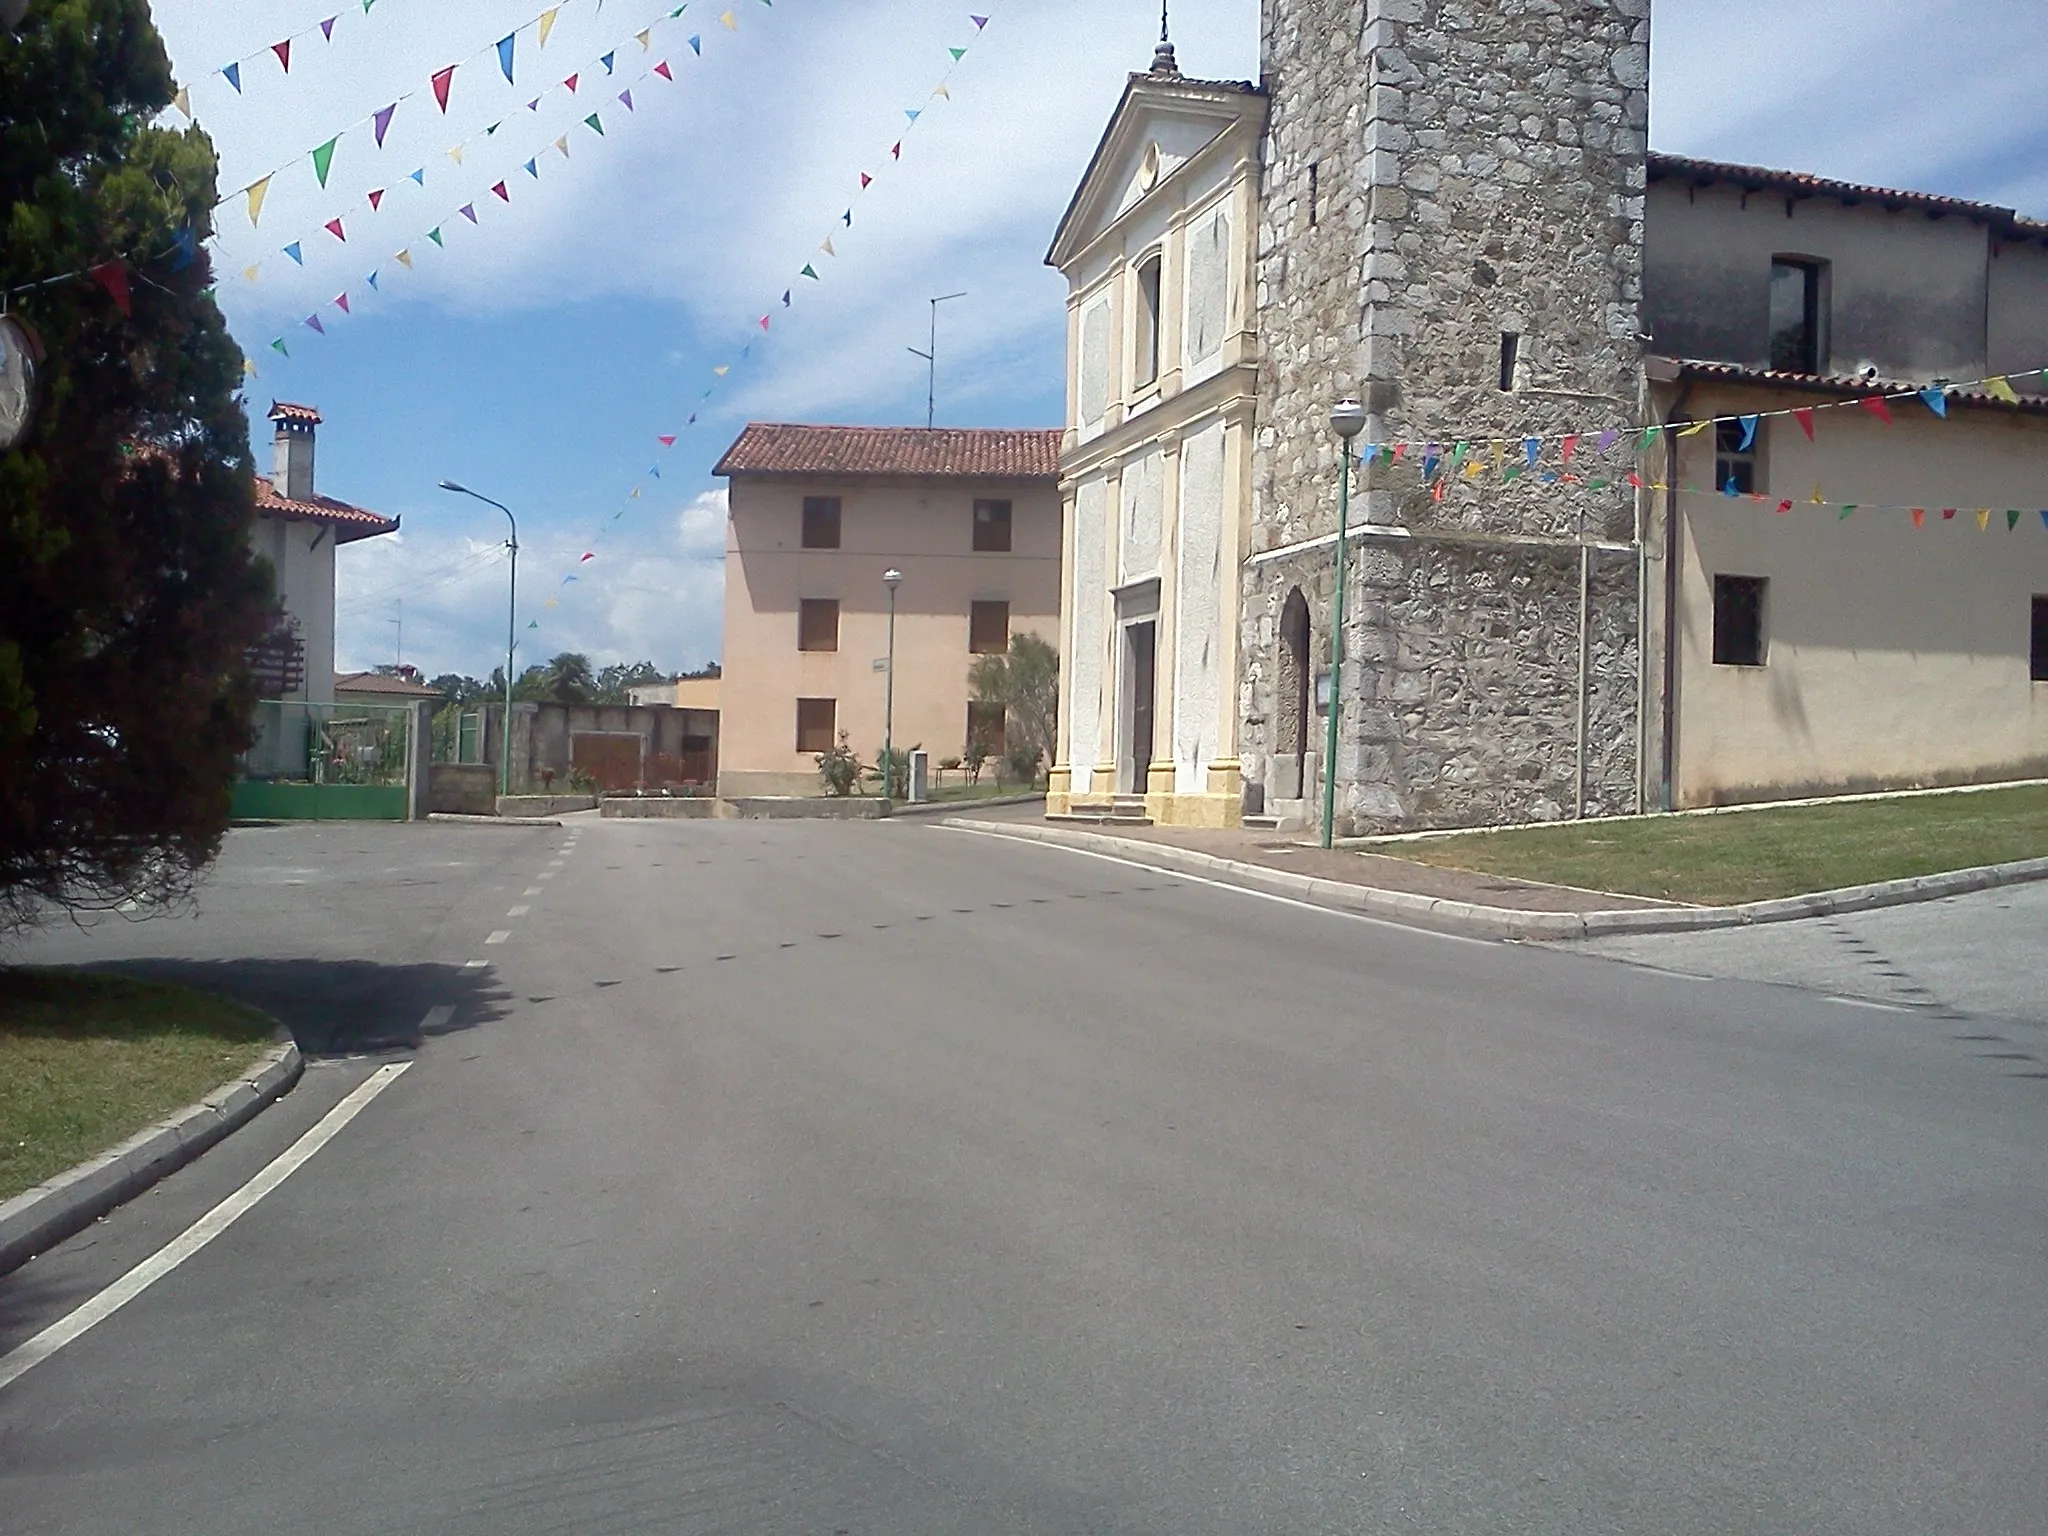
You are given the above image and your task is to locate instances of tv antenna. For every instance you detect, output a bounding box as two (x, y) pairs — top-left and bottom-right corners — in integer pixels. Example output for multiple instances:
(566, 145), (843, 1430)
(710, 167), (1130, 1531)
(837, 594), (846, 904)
(906, 291), (966, 429)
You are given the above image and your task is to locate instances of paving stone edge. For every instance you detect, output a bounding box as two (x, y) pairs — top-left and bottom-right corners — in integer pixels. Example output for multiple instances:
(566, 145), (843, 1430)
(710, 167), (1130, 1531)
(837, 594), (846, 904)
(0, 1034), (304, 1278)
(942, 819), (2048, 942)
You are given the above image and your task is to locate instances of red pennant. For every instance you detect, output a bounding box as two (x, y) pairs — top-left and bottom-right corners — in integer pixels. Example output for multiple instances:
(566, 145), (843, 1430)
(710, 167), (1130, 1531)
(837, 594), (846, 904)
(1627, 471), (1642, 488)
(1792, 407), (1815, 440)
(1774, 499), (1793, 514)
(432, 64), (457, 111)
(325, 217), (346, 242)
(891, 142), (902, 159)
(334, 292), (350, 314)
(1910, 508), (1926, 528)
(1430, 479), (1446, 503)
(860, 172), (873, 189)
(273, 39), (292, 72)
(654, 60), (673, 80)
(564, 72), (579, 92)
(1860, 394), (1894, 425)
(657, 434), (676, 446)
(1561, 433), (1578, 464)
(1941, 507), (1956, 520)
(491, 180), (509, 202)
(580, 552), (594, 562)
(759, 315), (770, 331)
(88, 260), (131, 316)
(367, 188), (385, 211)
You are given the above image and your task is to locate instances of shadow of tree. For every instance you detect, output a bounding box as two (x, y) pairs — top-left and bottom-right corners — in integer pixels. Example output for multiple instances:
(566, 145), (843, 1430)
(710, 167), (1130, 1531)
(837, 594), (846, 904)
(63, 958), (512, 1056)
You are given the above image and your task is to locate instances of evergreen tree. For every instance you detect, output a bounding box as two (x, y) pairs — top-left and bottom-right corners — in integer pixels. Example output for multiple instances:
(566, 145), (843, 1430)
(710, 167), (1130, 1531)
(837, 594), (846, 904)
(1, 2), (271, 929)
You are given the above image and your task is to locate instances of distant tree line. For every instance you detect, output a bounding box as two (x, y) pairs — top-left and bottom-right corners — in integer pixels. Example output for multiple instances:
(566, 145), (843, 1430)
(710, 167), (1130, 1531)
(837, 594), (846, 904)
(421, 655), (718, 707)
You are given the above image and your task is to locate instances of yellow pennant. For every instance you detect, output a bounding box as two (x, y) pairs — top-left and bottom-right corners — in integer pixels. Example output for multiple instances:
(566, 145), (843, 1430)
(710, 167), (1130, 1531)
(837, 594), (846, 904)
(820, 236), (835, 256)
(246, 174), (272, 227)
(173, 87), (192, 119)
(1810, 483), (1825, 505)
(1462, 459), (1483, 479)
(720, 9), (737, 28)
(243, 358), (258, 377)
(1976, 507), (1991, 530)
(545, 596), (559, 610)
(630, 486), (642, 499)
(555, 134), (570, 158)
(933, 83), (950, 99)
(395, 249), (414, 269)
(713, 365), (729, 376)
(1985, 375), (2020, 404)
(538, 6), (559, 48)
(1677, 420), (1709, 437)
(637, 28), (652, 49)
(1490, 439), (1504, 471)
(241, 264), (260, 282)
(449, 144), (465, 165)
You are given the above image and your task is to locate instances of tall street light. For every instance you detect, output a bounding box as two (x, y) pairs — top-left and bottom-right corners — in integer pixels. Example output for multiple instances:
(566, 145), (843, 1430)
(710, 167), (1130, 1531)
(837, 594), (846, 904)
(905, 292), (966, 430)
(439, 480), (519, 799)
(1322, 398), (1368, 849)
(881, 568), (903, 806)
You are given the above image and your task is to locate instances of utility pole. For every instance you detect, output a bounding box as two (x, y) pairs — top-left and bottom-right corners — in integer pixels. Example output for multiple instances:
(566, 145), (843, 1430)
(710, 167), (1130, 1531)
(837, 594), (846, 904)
(390, 600), (403, 671)
(905, 291), (966, 429)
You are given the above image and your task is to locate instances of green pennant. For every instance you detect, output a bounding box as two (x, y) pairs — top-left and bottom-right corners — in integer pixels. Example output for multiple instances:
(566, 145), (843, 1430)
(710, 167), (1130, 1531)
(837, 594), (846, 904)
(800, 263), (818, 279)
(949, 46), (966, 60)
(1637, 425), (1663, 453)
(311, 136), (339, 188)
(1586, 478), (1609, 490)
(1839, 504), (1856, 520)
(270, 337), (288, 356)
(1502, 463), (1522, 483)
(1451, 440), (1468, 464)
(426, 226), (443, 246)
(585, 112), (604, 134)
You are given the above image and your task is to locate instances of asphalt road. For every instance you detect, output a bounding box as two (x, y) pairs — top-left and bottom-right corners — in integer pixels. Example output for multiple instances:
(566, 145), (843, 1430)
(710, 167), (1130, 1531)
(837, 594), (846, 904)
(2, 816), (2043, 1534)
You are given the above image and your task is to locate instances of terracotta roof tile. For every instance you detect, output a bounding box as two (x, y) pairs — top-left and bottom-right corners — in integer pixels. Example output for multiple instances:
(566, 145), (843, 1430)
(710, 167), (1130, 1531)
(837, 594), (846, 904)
(335, 670), (445, 699)
(715, 423), (1062, 481)
(254, 475), (399, 543)
(268, 400), (323, 425)
(1667, 358), (2048, 415)
(1648, 153), (2047, 240)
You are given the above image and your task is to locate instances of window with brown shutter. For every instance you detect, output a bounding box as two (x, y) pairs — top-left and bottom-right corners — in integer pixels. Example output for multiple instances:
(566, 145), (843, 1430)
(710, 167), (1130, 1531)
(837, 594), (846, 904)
(796, 698), (836, 754)
(801, 495), (841, 549)
(798, 598), (839, 652)
(969, 600), (1009, 655)
(973, 498), (1012, 553)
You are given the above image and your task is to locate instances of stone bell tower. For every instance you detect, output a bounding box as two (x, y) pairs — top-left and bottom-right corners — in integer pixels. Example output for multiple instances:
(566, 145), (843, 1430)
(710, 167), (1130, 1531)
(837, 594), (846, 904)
(1244, 0), (1653, 834)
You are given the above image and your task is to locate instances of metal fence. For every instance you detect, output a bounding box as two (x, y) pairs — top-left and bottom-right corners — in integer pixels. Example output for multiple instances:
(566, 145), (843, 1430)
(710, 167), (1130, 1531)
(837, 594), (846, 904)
(235, 700), (416, 821)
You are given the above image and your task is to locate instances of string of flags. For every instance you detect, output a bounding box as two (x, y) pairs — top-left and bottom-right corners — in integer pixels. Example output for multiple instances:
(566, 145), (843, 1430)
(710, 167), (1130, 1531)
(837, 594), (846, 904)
(519, 6), (999, 643)
(185, 0), (396, 112)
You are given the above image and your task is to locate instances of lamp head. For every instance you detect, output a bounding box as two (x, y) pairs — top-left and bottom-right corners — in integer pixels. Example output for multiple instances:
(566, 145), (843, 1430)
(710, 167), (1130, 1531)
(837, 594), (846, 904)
(882, 567), (903, 590)
(438, 479), (468, 494)
(1329, 398), (1368, 441)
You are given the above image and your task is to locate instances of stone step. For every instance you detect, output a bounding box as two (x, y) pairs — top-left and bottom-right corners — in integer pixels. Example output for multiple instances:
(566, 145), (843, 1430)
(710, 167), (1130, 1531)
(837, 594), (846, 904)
(1044, 809), (1154, 828)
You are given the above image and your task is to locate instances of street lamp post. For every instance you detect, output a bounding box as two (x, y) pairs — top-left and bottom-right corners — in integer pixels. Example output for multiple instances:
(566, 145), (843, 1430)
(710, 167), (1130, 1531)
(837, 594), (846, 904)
(1322, 399), (1368, 849)
(438, 480), (519, 799)
(881, 567), (902, 808)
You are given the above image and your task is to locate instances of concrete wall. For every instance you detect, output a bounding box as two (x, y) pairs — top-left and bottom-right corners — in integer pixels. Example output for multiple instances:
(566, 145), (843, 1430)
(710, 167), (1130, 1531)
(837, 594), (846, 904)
(1989, 237), (2048, 394)
(719, 474), (1060, 797)
(1645, 175), (1994, 379)
(1667, 389), (2048, 804)
(1245, 0), (1649, 834)
(429, 763), (498, 816)
(487, 702), (718, 793)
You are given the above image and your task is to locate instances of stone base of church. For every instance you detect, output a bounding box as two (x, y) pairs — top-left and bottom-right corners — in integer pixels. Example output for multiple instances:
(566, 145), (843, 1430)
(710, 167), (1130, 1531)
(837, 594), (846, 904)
(1045, 761), (1241, 827)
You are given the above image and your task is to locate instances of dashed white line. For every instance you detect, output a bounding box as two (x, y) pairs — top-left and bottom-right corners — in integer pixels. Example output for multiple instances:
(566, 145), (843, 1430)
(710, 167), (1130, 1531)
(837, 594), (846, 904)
(484, 930), (512, 945)
(535, 872), (555, 882)
(420, 1004), (455, 1032)
(523, 887), (543, 897)
(463, 959), (488, 970)
(1825, 994), (1915, 1013)
(506, 905), (530, 918)
(0, 1062), (412, 1395)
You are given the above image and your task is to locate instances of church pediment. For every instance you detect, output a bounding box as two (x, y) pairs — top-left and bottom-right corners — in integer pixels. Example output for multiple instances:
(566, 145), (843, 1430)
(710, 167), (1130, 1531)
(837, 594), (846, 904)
(1046, 74), (1266, 272)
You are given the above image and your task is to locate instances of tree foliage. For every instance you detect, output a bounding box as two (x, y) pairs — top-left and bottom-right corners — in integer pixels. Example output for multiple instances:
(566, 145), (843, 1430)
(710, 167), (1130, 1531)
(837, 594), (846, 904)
(1, 2), (270, 931)
(968, 633), (1059, 785)
(594, 659), (666, 704)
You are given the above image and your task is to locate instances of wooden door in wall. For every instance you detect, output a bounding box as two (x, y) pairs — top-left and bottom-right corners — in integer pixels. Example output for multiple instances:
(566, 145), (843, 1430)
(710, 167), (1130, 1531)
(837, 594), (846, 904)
(1126, 621), (1156, 795)
(571, 731), (645, 792)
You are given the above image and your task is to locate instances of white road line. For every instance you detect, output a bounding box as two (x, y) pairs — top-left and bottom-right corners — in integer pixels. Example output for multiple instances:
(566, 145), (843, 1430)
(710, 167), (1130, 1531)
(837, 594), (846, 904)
(420, 1004), (455, 1032)
(484, 930), (512, 945)
(0, 1062), (411, 1396)
(1825, 994), (1915, 1013)
(463, 959), (488, 970)
(546, 860), (564, 869)
(944, 825), (1497, 949)
(536, 871), (555, 882)
(523, 887), (543, 897)
(506, 905), (530, 917)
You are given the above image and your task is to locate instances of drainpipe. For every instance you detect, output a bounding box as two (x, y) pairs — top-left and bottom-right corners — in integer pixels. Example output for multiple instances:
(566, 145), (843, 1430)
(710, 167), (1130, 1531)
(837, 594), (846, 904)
(1659, 381), (1694, 812)
(1575, 532), (1590, 818)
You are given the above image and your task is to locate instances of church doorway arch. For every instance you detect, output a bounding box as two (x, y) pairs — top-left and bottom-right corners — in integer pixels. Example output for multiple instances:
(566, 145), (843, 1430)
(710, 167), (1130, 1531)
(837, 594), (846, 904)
(1275, 586), (1311, 800)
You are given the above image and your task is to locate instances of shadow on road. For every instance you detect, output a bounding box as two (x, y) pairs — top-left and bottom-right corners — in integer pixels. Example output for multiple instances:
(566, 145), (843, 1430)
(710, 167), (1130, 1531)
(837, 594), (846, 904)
(64, 958), (512, 1056)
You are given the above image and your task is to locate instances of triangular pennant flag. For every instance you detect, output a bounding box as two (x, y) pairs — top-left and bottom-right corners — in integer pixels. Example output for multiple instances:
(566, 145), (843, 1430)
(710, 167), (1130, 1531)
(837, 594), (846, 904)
(366, 187), (385, 211)
(334, 292), (351, 314)
(905, 107), (921, 123)
(491, 180), (510, 202)
(585, 112), (604, 134)
(1860, 394), (1894, 425)
(1792, 407), (1815, 440)
(1910, 507), (1925, 528)
(800, 263), (818, 279)
(1918, 387), (1948, 418)
(860, 172), (872, 189)
(565, 72), (579, 92)
(459, 203), (477, 223)
(781, 289), (791, 306)
(1838, 504), (1855, 519)
(950, 46), (966, 60)
(601, 51), (616, 73)
(395, 249), (413, 268)
(372, 104), (398, 149)
(1812, 484), (1826, 505)
(271, 337), (288, 356)
(687, 413), (696, 424)
(273, 39), (292, 73)
(1737, 414), (1759, 450)
(172, 87), (192, 119)
(1976, 508), (1991, 531)
(243, 358), (258, 377)
(449, 144), (465, 165)
(972, 15), (988, 29)
(524, 158), (539, 178)
(555, 134), (570, 156)
(1775, 499), (1793, 514)
(1677, 420), (1708, 437)
(1941, 507), (1957, 521)
(759, 315), (770, 331)
(365, 270), (379, 290)
(408, 167), (425, 184)
(89, 260), (131, 316)
(426, 227), (443, 246)
(820, 236), (835, 256)
(432, 64), (457, 111)
(630, 487), (641, 499)
(284, 242), (303, 265)
(689, 35), (701, 54)
(242, 264), (261, 282)
(713, 365), (729, 376)
(246, 175), (272, 226)
(169, 225), (196, 272)
(223, 62), (242, 93)
(1985, 375), (2021, 405)
(1560, 433), (1578, 464)
(934, 83), (950, 99)
(1636, 426), (1661, 453)
(1523, 436), (1541, 464)
(321, 16), (337, 41)
(2040, 510), (2048, 531)
(324, 217), (346, 242)
(650, 465), (661, 478)
(2009, 509), (2023, 531)
(497, 33), (516, 83)
(305, 313), (325, 335)
(891, 141), (901, 159)
(527, 97), (540, 111)
(720, 9), (737, 28)
(655, 60), (673, 80)
(619, 89), (634, 110)
(528, 619), (540, 629)
(538, 7), (559, 48)
(637, 27), (652, 48)
(581, 551), (595, 562)
(658, 434), (676, 446)
(843, 209), (853, 226)
(1722, 477), (1739, 498)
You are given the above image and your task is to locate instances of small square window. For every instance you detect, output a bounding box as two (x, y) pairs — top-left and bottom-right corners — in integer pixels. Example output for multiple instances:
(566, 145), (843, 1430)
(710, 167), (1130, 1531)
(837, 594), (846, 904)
(1714, 418), (1760, 496)
(797, 598), (839, 652)
(966, 701), (1006, 757)
(973, 498), (1013, 553)
(1712, 575), (1768, 667)
(2032, 596), (2048, 683)
(969, 600), (1009, 655)
(796, 697), (836, 755)
(801, 496), (841, 550)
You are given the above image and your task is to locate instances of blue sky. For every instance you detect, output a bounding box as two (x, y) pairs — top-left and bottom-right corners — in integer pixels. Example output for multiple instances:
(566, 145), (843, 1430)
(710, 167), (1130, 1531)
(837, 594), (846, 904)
(155, 1), (2048, 682)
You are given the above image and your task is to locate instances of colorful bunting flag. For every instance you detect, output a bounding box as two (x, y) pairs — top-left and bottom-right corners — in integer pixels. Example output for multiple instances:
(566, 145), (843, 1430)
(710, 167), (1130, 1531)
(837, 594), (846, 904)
(658, 434), (676, 446)
(655, 61), (673, 80)
(284, 242), (303, 264)
(524, 158), (539, 178)
(1860, 395), (1894, 425)
(409, 167), (425, 184)
(1977, 508), (1991, 530)
(492, 180), (510, 202)
(432, 64), (457, 112)
(368, 187), (385, 210)
(172, 87), (192, 119)
(223, 62), (242, 93)
(619, 89), (634, 110)
(426, 227), (443, 246)
(325, 217), (346, 242)
(273, 40), (292, 74)
(1918, 388), (1948, 418)
(246, 175), (272, 227)
(304, 313), (325, 334)
(271, 338), (288, 356)
(565, 72), (580, 92)
(366, 270), (379, 290)
(321, 17), (337, 42)
(689, 36), (702, 55)
(497, 33), (517, 84)
(2010, 510), (2024, 531)
(1792, 408), (1815, 440)
(334, 292), (350, 314)
(539, 7), (560, 49)
(1986, 375), (2021, 405)
(395, 249), (414, 268)
(601, 51), (616, 74)
(1736, 415), (1759, 450)
(89, 260), (131, 316)
(637, 27), (652, 49)
(459, 203), (478, 223)
(720, 10), (736, 28)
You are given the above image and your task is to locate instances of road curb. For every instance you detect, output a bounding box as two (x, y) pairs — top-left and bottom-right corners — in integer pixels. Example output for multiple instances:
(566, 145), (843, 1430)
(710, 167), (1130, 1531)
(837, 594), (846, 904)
(941, 819), (2048, 942)
(0, 1035), (305, 1277)
(426, 813), (564, 828)
(886, 793), (1045, 819)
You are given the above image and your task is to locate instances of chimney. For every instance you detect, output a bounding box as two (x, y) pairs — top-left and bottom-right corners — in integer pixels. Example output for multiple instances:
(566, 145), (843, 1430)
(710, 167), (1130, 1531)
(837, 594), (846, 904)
(268, 401), (321, 502)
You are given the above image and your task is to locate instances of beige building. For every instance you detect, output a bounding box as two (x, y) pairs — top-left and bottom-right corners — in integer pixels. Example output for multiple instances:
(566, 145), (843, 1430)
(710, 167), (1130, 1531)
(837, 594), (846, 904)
(1043, 55), (1265, 826)
(713, 424), (1062, 797)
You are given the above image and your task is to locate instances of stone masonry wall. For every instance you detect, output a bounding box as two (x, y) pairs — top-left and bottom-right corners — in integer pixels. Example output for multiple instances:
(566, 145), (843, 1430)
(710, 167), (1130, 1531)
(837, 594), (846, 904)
(1244, 0), (1651, 832)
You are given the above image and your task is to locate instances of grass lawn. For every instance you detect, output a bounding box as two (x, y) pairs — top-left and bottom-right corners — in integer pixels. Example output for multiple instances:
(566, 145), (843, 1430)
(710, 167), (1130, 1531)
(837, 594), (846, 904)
(1358, 784), (2048, 907)
(927, 780), (1041, 803)
(0, 969), (277, 1204)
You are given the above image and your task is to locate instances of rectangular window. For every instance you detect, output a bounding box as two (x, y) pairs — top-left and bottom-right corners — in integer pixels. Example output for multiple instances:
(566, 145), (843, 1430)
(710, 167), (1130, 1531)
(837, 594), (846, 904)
(796, 697), (836, 754)
(1307, 162), (1320, 228)
(972, 498), (1013, 553)
(1712, 575), (1768, 667)
(2032, 596), (2048, 683)
(966, 701), (1006, 757)
(969, 600), (1009, 655)
(797, 598), (839, 652)
(1134, 256), (1162, 389)
(1768, 258), (1827, 374)
(1499, 331), (1521, 392)
(801, 495), (841, 550)
(1714, 418), (1760, 495)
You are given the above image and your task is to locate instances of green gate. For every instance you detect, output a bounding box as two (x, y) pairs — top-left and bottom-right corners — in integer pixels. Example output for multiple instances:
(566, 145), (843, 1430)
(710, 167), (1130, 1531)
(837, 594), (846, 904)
(233, 701), (413, 822)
